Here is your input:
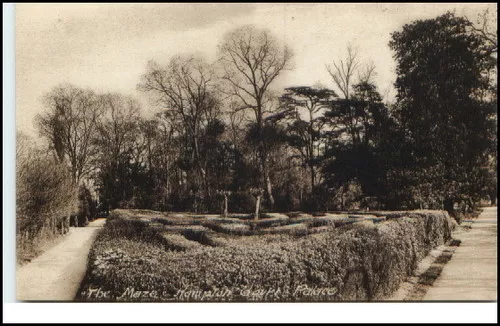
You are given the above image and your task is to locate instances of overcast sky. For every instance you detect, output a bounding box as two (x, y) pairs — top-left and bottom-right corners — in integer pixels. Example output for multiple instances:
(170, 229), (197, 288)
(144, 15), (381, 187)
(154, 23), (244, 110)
(16, 3), (496, 137)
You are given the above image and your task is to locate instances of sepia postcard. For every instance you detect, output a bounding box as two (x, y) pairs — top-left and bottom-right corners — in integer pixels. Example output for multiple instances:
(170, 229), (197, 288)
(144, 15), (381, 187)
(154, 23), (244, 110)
(9, 2), (497, 322)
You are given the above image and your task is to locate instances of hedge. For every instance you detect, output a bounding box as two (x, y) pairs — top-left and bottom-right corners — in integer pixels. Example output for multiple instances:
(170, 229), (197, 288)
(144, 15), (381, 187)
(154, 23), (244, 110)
(77, 210), (455, 302)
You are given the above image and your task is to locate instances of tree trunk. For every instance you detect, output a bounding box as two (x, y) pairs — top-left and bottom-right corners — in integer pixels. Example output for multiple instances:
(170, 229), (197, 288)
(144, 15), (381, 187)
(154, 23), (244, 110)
(257, 116), (274, 210)
(310, 165), (315, 192)
(264, 171), (274, 209)
(254, 195), (261, 220)
(193, 131), (210, 204)
(340, 184), (347, 211)
(66, 214), (70, 233)
(223, 194), (228, 218)
(260, 148), (274, 209)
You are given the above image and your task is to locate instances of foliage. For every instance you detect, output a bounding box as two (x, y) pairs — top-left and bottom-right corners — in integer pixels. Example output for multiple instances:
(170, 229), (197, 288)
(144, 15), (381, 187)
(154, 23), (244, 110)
(16, 133), (78, 261)
(77, 209), (455, 302)
(280, 86), (338, 210)
(388, 12), (497, 211)
(36, 84), (104, 182)
(218, 25), (294, 209)
(30, 15), (496, 218)
(74, 184), (97, 227)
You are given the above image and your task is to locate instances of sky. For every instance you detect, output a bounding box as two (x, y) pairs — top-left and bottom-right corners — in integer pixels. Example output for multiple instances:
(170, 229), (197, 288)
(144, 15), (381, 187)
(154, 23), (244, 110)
(15, 3), (497, 138)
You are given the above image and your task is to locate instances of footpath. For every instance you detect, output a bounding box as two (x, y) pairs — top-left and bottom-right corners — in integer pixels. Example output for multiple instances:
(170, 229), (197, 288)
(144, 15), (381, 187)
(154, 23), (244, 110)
(423, 206), (497, 301)
(16, 218), (106, 301)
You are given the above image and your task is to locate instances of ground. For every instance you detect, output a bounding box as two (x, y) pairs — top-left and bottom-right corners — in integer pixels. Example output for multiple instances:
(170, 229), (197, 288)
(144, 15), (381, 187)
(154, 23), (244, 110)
(16, 218), (106, 301)
(15, 208), (497, 301)
(423, 206), (497, 301)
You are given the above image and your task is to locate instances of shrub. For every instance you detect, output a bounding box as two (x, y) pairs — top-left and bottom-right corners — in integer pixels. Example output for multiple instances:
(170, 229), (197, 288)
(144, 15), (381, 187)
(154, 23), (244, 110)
(195, 232), (229, 247)
(100, 218), (166, 247)
(182, 226), (210, 243)
(78, 209), (455, 302)
(308, 226), (332, 234)
(161, 233), (204, 251)
(259, 223), (309, 236)
(75, 185), (97, 227)
(285, 212), (304, 218)
(229, 214), (253, 220)
(16, 135), (78, 262)
(307, 215), (346, 227)
(247, 214), (290, 228)
(204, 216), (246, 224)
(203, 222), (253, 236)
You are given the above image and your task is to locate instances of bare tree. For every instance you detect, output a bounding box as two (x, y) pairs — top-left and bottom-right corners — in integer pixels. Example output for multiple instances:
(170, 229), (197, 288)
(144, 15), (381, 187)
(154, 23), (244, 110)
(94, 93), (141, 166)
(325, 46), (381, 146)
(139, 54), (222, 202)
(469, 8), (497, 55)
(153, 114), (177, 203)
(467, 9), (497, 103)
(358, 61), (377, 85)
(92, 93), (142, 207)
(36, 84), (104, 183)
(326, 45), (360, 101)
(218, 25), (294, 209)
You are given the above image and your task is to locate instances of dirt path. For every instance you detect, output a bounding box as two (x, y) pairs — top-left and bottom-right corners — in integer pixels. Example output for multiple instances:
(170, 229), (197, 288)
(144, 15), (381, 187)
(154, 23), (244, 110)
(16, 218), (106, 301)
(423, 206), (497, 301)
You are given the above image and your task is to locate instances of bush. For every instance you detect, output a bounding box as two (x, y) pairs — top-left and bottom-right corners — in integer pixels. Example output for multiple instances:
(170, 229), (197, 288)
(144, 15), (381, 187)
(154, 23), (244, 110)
(16, 135), (78, 262)
(181, 227), (229, 248)
(161, 233), (204, 251)
(248, 214), (290, 227)
(101, 218), (166, 246)
(77, 209), (455, 302)
(74, 185), (97, 227)
(204, 216), (246, 224)
(203, 222), (253, 236)
(308, 226), (332, 234)
(259, 223), (309, 236)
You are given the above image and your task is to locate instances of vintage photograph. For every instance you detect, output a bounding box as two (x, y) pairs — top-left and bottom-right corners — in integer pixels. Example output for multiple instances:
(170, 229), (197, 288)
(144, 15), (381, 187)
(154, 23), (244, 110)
(14, 3), (497, 304)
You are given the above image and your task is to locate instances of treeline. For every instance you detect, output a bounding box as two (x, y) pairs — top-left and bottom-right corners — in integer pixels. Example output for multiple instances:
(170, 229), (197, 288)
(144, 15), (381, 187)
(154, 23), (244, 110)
(26, 12), (496, 221)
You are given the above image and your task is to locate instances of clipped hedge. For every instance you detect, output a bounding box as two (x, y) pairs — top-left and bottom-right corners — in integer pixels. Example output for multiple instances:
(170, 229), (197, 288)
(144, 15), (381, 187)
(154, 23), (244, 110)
(259, 223), (309, 236)
(198, 232), (229, 247)
(247, 215), (290, 228)
(78, 210), (455, 302)
(161, 233), (204, 251)
(203, 222), (253, 236)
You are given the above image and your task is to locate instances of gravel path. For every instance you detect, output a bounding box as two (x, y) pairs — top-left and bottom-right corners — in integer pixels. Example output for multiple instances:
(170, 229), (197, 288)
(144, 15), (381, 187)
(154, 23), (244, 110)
(423, 206), (497, 301)
(16, 218), (106, 301)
